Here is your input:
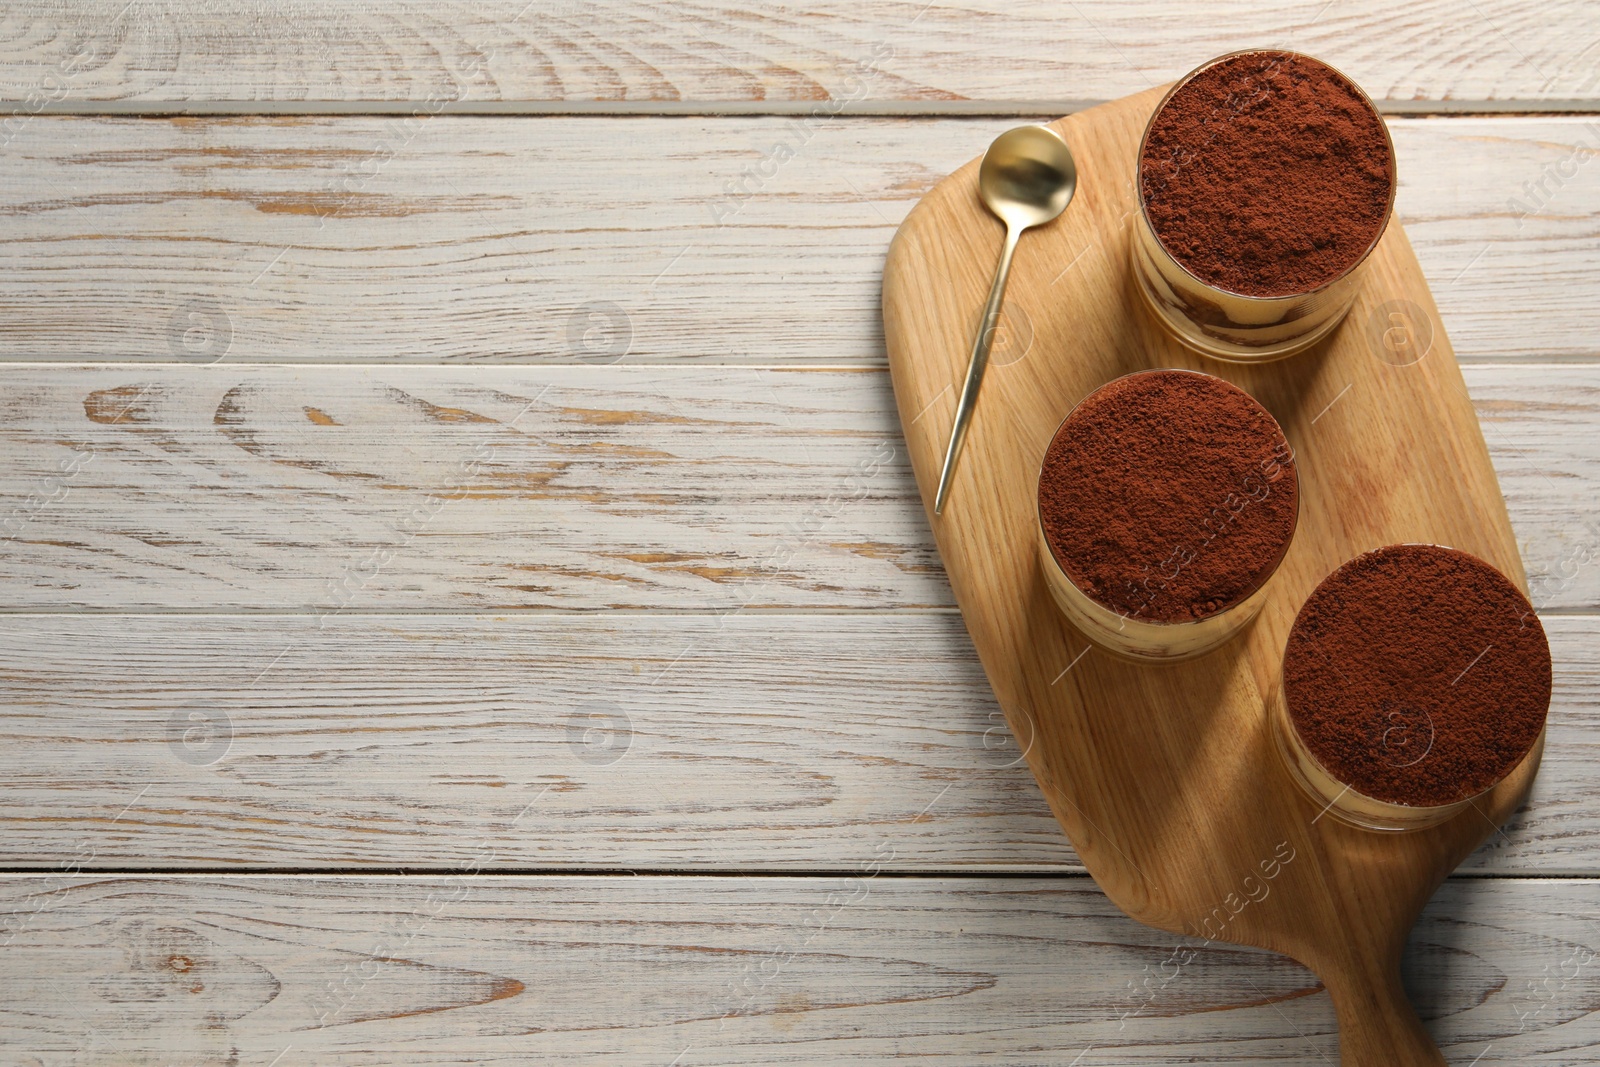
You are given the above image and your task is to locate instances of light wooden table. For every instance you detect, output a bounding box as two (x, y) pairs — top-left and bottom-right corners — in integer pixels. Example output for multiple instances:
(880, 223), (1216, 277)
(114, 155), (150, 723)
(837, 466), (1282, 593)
(0, 3), (1597, 1063)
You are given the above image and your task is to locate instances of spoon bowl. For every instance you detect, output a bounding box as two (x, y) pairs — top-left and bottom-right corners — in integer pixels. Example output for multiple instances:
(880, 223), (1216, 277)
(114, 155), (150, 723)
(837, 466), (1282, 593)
(979, 125), (1079, 230)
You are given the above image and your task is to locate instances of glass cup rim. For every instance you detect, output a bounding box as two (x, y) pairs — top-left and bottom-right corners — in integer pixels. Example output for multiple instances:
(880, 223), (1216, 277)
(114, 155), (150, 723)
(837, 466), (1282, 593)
(1279, 695), (1540, 816)
(1269, 684), (1520, 830)
(1134, 48), (1399, 303)
(1035, 367), (1300, 626)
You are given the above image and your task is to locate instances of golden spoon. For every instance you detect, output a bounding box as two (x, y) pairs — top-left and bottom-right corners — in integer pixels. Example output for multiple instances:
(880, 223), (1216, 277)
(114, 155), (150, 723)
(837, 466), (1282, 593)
(934, 125), (1077, 515)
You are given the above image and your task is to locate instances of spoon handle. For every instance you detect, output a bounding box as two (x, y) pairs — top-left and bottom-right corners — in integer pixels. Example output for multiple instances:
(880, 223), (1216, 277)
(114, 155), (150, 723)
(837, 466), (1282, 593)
(934, 224), (1021, 515)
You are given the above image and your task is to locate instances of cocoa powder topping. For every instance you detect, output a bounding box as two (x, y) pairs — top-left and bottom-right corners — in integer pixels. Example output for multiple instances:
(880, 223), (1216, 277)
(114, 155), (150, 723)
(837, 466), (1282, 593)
(1283, 544), (1551, 807)
(1139, 50), (1395, 297)
(1037, 370), (1298, 623)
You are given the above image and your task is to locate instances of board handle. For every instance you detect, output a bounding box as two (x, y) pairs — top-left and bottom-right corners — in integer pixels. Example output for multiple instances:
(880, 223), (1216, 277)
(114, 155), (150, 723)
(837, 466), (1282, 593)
(1321, 958), (1444, 1066)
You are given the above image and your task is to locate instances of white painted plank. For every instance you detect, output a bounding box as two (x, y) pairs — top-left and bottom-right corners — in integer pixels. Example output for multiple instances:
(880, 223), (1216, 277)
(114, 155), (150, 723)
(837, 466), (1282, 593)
(0, 874), (1595, 1062)
(0, 365), (935, 610)
(0, 613), (1591, 873)
(0, 116), (1594, 364)
(0, 364), (1596, 611)
(1475, 368), (1600, 609)
(0, 611), (1061, 871)
(2, 1), (1598, 108)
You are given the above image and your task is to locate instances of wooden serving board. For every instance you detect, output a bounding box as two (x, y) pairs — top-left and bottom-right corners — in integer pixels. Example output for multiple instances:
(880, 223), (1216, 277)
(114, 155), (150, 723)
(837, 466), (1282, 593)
(882, 85), (1538, 1065)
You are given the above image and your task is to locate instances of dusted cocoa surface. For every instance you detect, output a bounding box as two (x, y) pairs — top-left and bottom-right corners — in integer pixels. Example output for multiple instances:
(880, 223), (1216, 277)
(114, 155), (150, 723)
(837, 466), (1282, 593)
(1037, 370), (1297, 623)
(1139, 50), (1394, 298)
(1284, 544), (1551, 807)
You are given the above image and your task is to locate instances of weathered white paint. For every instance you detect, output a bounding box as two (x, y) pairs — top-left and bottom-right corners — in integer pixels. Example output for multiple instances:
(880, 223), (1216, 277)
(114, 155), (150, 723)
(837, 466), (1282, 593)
(0, 875), (1596, 1063)
(1, 6), (1597, 1059)
(1, 1), (1598, 108)
(0, 118), (1593, 364)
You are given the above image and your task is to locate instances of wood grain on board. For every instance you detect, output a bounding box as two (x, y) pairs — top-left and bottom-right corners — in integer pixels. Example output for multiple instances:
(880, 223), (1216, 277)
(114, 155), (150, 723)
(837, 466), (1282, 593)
(1, 1), (1598, 108)
(0, 117), (1593, 364)
(882, 83), (1542, 1062)
(0, 365), (1595, 610)
(1, 875), (1596, 1064)
(0, 613), (1594, 873)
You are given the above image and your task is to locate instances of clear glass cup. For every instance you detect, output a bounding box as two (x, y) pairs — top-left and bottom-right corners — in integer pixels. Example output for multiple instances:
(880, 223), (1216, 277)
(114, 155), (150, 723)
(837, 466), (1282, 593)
(1129, 50), (1397, 362)
(1034, 369), (1299, 662)
(1270, 544), (1550, 831)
